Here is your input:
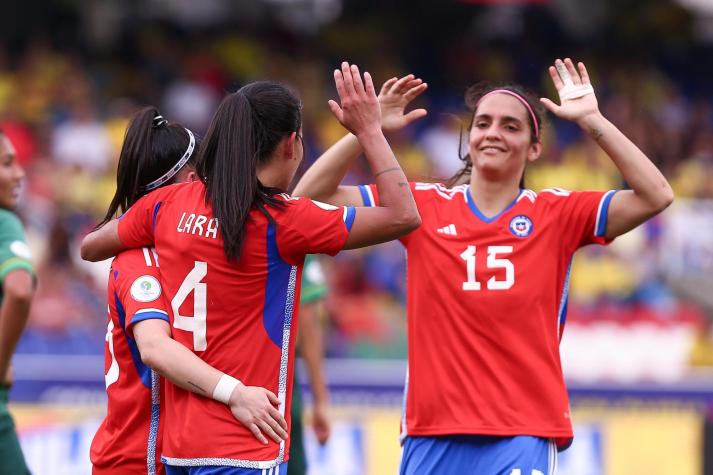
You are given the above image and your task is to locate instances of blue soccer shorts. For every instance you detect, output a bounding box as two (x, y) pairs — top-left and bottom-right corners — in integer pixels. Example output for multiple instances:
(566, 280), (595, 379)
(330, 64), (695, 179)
(165, 462), (288, 475)
(399, 435), (557, 475)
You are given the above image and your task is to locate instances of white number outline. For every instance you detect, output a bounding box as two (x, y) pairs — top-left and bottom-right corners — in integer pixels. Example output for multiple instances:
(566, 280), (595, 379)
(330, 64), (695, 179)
(461, 245), (515, 291)
(105, 313), (119, 389)
(172, 261), (208, 351)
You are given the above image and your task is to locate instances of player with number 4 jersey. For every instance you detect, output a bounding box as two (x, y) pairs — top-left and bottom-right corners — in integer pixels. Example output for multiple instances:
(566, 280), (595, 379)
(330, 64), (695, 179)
(82, 63), (421, 472)
(90, 108), (285, 475)
(293, 58), (674, 474)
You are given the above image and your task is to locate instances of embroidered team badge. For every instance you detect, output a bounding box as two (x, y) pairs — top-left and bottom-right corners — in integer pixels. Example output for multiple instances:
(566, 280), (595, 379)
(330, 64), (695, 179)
(509, 215), (533, 238)
(130, 275), (162, 302)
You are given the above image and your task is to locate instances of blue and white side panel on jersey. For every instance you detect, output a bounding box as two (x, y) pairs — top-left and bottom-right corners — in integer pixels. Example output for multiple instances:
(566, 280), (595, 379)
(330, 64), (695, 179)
(147, 369), (161, 475)
(399, 364), (410, 445)
(594, 190), (618, 237)
(557, 260), (573, 339)
(358, 185), (376, 207)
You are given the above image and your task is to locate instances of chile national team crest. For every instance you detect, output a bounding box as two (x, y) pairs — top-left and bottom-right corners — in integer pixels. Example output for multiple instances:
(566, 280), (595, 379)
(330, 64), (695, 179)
(509, 215), (533, 238)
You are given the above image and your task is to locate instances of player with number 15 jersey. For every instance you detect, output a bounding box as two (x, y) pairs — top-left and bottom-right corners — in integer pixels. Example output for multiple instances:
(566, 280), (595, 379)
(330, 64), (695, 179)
(293, 58), (674, 473)
(360, 182), (614, 447)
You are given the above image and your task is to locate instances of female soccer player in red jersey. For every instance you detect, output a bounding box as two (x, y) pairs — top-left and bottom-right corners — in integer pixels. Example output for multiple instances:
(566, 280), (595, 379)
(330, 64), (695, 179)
(90, 108), (290, 475)
(293, 58), (674, 474)
(81, 62), (421, 474)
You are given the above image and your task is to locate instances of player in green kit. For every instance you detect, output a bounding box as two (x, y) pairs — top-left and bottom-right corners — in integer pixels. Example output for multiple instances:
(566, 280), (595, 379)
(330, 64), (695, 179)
(0, 130), (34, 475)
(289, 255), (331, 475)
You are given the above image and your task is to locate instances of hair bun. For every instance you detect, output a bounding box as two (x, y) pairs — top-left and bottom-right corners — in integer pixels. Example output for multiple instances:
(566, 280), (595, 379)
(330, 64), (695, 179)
(152, 115), (168, 128)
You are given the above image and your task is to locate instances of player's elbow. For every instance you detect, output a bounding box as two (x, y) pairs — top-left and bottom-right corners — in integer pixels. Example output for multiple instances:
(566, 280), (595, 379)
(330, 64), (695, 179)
(395, 208), (422, 235)
(4, 274), (34, 304)
(138, 337), (165, 372)
(80, 235), (100, 262)
(658, 184), (674, 211)
(650, 182), (674, 214)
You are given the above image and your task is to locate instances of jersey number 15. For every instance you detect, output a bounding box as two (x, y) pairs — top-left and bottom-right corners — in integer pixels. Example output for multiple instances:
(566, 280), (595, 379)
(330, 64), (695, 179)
(460, 245), (514, 291)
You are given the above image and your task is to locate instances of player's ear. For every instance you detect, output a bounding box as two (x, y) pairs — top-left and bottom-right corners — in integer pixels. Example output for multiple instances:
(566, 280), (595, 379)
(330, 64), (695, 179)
(186, 169), (199, 183)
(285, 132), (298, 161)
(527, 142), (542, 163)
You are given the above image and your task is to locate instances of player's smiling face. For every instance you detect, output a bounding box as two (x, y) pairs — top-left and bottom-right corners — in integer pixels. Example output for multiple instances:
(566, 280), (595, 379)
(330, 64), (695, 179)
(0, 135), (25, 209)
(469, 93), (541, 181)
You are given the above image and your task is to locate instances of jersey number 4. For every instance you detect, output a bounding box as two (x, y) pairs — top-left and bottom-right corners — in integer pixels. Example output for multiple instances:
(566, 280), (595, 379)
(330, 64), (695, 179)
(460, 245), (514, 291)
(172, 261), (208, 351)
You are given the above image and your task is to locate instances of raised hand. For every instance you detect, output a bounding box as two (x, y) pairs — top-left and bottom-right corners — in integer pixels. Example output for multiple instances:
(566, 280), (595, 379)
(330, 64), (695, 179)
(378, 74), (428, 133)
(228, 384), (288, 445)
(540, 58), (599, 124)
(328, 62), (381, 137)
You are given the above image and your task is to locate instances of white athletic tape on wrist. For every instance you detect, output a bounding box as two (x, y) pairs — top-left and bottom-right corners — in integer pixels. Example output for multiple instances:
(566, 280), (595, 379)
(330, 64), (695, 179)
(559, 84), (595, 102)
(213, 374), (241, 405)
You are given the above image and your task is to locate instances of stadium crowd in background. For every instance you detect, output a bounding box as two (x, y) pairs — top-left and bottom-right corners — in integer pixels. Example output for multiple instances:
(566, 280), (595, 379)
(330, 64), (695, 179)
(0, 15), (710, 363)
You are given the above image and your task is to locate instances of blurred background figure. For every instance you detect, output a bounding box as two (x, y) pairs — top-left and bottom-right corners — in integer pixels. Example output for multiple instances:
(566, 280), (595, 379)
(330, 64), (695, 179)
(1, 1), (713, 474)
(0, 130), (34, 475)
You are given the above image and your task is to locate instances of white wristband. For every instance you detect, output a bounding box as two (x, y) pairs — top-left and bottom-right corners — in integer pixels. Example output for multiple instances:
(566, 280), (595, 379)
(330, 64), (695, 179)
(213, 374), (241, 405)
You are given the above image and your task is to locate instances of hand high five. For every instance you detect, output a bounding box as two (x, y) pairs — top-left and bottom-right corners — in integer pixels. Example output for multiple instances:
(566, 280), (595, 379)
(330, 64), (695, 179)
(540, 58), (599, 123)
(329, 62), (381, 137)
(378, 74), (428, 133)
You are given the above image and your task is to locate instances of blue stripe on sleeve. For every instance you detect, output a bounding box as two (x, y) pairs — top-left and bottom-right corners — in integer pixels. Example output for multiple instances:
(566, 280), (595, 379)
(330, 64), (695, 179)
(344, 206), (356, 231)
(115, 292), (152, 388)
(131, 310), (170, 326)
(595, 190), (618, 237)
(358, 185), (373, 207)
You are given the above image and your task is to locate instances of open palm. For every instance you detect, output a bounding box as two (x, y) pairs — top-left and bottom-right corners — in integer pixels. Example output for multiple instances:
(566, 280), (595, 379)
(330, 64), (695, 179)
(378, 74), (428, 132)
(541, 58), (599, 123)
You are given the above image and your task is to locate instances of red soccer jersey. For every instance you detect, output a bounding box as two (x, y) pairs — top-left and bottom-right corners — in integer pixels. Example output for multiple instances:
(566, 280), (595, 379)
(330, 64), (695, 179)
(91, 247), (170, 474)
(117, 181), (354, 469)
(359, 182), (617, 449)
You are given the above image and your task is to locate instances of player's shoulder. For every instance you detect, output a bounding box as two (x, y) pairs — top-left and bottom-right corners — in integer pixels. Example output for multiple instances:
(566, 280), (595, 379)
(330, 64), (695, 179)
(111, 248), (160, 277)
(0, 208), (24, 234)
(532, 187), (579, 206)
(412, 182), (469, 203)
(149, 180), (202, 203)
(274, 193), (343, 213)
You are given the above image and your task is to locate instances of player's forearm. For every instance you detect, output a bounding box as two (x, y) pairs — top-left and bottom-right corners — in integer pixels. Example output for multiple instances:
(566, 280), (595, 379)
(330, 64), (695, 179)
(298, 305), (330, 405)
(359, 129), (419, 226)
(0, 293), (32, 382)
(139, 334), (224, 397)
(579, 112), (674, 212)
(293, 133), (361, 201)
(81, 220), (126, 262)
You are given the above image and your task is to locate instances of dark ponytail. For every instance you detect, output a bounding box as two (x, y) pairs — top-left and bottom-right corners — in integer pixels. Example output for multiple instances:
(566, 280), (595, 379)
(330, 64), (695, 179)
(96, 106), (198, 229)
(198, 81), (301, 262)
(447, 82), (545, 188)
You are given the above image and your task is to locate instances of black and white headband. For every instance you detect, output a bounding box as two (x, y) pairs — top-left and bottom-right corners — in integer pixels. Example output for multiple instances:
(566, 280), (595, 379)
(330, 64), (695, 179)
(144, 127), (196, 191)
